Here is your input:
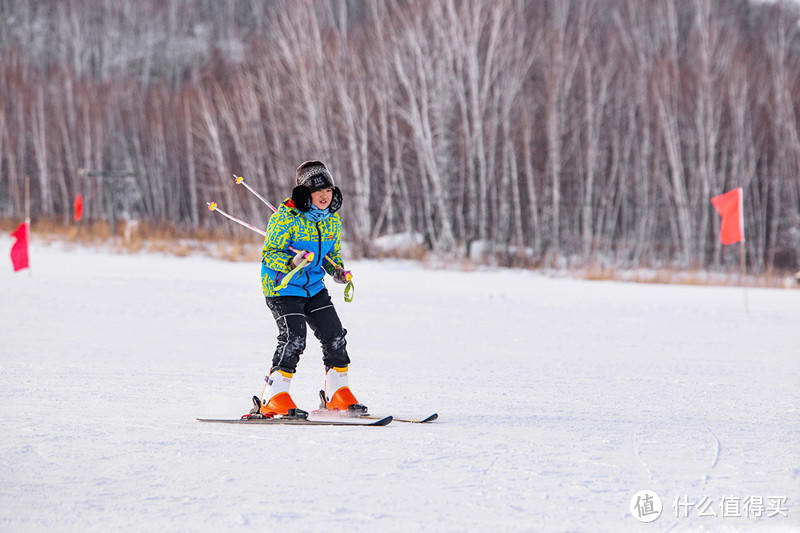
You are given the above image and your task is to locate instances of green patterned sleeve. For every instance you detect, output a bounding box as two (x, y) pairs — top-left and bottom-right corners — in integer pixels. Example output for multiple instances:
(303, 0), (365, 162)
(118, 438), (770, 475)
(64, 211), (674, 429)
(262, 209), (294, 273)
(323, 219), (344, 276)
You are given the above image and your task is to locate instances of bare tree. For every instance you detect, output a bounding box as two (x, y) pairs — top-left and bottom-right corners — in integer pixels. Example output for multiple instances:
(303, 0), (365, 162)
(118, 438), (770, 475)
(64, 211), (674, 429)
(0, 0), (799, 273)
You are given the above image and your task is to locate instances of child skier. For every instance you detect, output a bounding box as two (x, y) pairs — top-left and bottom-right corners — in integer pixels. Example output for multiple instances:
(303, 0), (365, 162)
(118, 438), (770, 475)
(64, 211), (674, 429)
(253, 161), (365, 418)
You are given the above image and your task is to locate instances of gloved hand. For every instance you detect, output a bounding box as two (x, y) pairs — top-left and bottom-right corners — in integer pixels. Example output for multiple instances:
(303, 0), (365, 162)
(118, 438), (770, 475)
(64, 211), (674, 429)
(290, 249), (314, 269)
(332, 267), (352, 284)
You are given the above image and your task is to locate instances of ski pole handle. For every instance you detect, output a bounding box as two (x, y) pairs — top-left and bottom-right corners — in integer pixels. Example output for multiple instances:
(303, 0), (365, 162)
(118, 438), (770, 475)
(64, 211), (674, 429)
(290, 249), (315, 269)
(275, 256), (311, 290)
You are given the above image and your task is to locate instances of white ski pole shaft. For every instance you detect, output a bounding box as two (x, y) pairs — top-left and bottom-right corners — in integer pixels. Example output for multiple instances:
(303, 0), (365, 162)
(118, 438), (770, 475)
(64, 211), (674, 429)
(207, 202), (266, 237)
(233, 175), (278, 212)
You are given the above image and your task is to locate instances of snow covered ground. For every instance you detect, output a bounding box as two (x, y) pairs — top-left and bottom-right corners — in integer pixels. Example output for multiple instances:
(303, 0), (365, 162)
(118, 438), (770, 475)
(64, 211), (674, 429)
(1, 238), (798, 532)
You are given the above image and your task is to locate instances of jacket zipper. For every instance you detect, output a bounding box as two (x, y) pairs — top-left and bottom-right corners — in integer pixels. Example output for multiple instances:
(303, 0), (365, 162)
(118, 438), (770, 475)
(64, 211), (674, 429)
(296, 223), (323, 298)
(315, 222), (322, 268)
(299, 223), (323, 297)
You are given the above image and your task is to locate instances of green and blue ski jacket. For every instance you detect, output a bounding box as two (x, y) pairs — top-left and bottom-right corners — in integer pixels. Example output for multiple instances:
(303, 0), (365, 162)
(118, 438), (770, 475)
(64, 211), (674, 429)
(261, 198), (343, 298)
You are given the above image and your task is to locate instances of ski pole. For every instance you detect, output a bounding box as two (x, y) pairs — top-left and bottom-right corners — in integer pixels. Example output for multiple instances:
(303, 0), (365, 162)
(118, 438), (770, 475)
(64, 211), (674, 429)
(207, 201), (313, 258)
(232, 174), (342, 270)
(232, 174), (354, 302)
(206, 201), (312, 290)
(233, 174), (279, 213)
(207, 201), (266, 237)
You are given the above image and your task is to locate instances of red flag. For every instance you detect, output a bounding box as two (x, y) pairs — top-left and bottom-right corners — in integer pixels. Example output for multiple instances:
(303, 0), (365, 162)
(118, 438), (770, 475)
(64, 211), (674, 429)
(73, 194), (83, 221)
(711, 187), (744, 245)
(10, 222), (29, 272)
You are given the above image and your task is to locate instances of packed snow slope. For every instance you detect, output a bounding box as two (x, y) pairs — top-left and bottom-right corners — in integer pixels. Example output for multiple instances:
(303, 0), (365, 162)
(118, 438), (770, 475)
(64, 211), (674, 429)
(1, 240), (798, 532)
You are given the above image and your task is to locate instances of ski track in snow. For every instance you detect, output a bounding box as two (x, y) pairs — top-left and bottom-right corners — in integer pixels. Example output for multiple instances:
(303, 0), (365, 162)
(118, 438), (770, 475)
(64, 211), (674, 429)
(1, 239), (799, 532)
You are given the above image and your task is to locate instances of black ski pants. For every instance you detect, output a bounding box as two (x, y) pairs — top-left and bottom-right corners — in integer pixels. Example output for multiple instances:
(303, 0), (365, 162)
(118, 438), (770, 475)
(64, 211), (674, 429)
(265, 288), (349, 375)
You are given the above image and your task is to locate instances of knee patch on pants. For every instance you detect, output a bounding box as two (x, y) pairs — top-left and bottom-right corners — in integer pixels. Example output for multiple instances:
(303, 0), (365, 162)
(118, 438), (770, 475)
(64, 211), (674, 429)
(272, 313), (307, 372)
(322, 328), (349, 368)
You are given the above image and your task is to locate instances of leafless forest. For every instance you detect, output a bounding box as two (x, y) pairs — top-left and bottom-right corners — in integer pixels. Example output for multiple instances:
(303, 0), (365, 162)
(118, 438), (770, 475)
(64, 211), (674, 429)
(1, 0), (799, 271)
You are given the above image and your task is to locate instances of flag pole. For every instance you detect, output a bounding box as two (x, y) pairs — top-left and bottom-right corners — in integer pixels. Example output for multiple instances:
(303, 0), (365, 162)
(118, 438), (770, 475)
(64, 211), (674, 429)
(25, 175), (30, 273)
(740, 241), (748, 313)
(711, 187), (748, 313)
(739, 187), (747, 314)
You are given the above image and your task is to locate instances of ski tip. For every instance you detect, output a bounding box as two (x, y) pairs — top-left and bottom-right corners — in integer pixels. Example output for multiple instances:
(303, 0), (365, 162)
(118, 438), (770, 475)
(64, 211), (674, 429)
(395, 413), (437, 423)
(371, 415), (393, 426)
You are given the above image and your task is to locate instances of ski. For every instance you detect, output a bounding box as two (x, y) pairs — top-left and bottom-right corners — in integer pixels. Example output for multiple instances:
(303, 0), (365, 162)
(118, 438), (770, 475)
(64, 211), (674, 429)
(363, 413), (438, 424)
(312, 408), (438, 424)
(314, 391), (437, 424)
(196, 415), (393, 427)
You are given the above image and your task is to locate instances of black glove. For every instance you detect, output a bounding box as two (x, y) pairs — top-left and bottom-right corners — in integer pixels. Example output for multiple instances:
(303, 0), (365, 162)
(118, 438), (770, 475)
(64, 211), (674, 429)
(289, 249), (313, 269)
(332, 267), (352, 284)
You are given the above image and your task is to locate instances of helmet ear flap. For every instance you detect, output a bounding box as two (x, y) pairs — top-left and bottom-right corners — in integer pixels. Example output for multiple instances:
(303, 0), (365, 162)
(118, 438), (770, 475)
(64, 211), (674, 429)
(329, 187), (343, 213)
(291, 186), (312, 212)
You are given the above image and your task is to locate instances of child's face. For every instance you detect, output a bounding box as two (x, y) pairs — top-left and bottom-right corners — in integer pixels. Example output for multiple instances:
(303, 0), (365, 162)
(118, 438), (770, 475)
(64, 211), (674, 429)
(311, 188), (333, 210)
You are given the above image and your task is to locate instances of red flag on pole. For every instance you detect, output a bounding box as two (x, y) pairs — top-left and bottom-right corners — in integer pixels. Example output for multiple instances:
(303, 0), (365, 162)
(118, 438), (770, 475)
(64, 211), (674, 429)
(10, 222), (29, 272)
(711, 187), (744, 245)
(73, 194), (83, 221)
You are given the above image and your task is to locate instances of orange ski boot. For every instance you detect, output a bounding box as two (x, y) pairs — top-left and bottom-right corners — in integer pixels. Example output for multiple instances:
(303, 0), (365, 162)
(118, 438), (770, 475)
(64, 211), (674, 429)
(323, 366), (368, 415)
(253, 369), (307, 419)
